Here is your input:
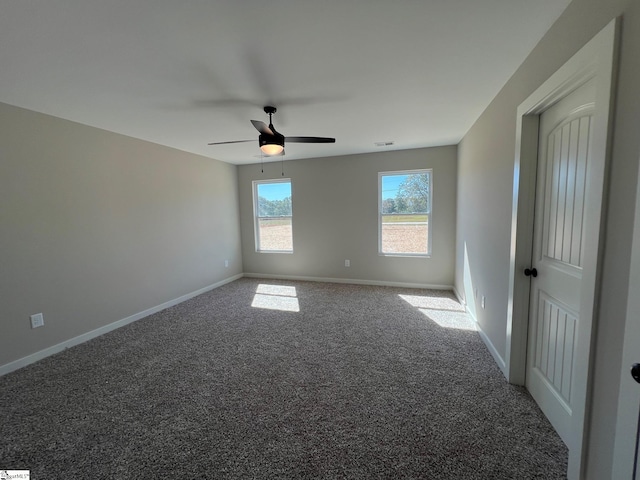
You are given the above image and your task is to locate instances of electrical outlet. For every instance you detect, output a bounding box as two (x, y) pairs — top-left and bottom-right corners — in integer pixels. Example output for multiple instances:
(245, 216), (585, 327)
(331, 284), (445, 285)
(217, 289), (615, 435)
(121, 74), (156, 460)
(345, 259), (350, 267)
(224, 260), (229, 268)
(481, 296), (486, 309)
(30, 313), (44, 329)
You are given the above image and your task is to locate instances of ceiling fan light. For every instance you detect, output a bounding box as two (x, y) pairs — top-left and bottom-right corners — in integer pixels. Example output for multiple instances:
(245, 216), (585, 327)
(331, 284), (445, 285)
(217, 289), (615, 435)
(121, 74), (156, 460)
(260, 142), (284, 156)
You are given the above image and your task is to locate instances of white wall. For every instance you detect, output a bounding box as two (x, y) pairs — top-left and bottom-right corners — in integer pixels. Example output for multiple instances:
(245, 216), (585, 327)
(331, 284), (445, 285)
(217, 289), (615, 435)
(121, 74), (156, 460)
(455, 0), (639, 477)
(238, 147), (457, 287)
(0, 102), (242, 370)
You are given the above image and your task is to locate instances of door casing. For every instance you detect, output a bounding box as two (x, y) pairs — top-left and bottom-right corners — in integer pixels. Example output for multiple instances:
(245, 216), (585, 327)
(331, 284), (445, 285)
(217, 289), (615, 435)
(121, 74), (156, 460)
(505, 18), (619, 480)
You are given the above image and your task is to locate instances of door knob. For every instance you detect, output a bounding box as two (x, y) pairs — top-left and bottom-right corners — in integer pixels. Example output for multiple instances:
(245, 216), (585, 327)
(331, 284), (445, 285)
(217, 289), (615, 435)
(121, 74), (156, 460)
(524, 267), (538, 277)
(632, 363), (640, 384)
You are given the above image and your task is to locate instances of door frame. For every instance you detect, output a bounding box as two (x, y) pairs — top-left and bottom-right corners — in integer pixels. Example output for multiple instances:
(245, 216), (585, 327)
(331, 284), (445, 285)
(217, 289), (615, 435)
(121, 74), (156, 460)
(612, 149), (640, 478)
(505, 18), (619, 479)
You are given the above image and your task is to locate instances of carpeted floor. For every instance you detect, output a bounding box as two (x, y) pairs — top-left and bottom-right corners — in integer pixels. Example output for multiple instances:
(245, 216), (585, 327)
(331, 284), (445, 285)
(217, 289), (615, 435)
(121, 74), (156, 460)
(0, 278), (568, 479)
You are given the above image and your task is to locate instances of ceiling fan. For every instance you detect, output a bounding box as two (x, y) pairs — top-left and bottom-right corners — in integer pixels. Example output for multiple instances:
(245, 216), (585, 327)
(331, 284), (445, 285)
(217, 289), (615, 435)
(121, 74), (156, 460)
(208, 106), (335, 156)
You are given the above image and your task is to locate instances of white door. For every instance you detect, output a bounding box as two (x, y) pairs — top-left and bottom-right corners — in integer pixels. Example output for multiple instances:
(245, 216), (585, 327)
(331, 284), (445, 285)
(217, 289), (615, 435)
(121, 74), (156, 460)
(526, 79), (596, 446)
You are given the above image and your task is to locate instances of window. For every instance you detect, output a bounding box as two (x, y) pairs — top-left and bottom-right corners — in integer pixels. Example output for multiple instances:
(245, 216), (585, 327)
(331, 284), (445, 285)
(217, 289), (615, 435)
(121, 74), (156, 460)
(253, 179), (293, 252)
(379, 169), (432, 256)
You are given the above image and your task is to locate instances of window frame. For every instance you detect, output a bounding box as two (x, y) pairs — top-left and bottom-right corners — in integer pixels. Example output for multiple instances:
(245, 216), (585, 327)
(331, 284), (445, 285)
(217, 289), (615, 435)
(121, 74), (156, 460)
(378, 168), (432, 257)
(252, 178), (294, 254)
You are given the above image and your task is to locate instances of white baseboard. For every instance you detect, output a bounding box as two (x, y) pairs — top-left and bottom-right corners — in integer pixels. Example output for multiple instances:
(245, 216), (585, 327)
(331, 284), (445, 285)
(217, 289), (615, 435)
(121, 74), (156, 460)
(2, 273), (495, 379)
(476, 326), (507, 378)
(453, 286), (465, 306)
(464, 306), (507, 378)
(0, 274), (243, 377)
(243, 272), (453, 291)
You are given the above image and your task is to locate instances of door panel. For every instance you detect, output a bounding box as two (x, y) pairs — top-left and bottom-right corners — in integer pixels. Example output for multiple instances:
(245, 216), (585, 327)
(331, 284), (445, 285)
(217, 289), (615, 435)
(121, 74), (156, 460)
(533, 291), (577, 405)
(542, 116), (590, 267)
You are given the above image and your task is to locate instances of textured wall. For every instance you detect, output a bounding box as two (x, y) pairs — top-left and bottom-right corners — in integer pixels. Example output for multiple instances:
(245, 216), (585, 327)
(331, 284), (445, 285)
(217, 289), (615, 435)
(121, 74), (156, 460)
(0, 102), (242, 368)
(238, 147), (457, 287)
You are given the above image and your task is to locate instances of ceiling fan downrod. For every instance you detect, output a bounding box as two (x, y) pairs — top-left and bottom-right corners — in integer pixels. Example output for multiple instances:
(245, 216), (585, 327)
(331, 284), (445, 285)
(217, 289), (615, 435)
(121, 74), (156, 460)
(264, 106), (276, 123)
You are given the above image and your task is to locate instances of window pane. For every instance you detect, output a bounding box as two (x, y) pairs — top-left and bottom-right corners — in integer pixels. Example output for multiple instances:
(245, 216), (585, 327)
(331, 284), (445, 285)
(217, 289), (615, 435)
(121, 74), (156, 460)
(258, 217), (293, 251)
(381, 173), (430, 214)
(381, 214), (428, 254)
(257, 182), (292, 217)
(380, 170), (431, 255)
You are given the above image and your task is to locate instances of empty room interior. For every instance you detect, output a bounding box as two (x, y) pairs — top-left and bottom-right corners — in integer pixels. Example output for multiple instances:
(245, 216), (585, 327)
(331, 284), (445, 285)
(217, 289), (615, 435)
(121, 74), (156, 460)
(1, 0), (640, 478)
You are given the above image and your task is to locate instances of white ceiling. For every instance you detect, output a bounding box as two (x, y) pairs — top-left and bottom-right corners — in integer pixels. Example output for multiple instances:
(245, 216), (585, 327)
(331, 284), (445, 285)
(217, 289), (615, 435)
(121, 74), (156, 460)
(0, 1), (570, 165)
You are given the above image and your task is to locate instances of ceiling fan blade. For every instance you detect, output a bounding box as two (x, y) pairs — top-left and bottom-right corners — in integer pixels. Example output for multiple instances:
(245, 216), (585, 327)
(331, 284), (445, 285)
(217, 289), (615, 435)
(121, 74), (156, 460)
(251, 120), (274, 136)
(285, 136), (336, 144)
(208, 139), (254, 145)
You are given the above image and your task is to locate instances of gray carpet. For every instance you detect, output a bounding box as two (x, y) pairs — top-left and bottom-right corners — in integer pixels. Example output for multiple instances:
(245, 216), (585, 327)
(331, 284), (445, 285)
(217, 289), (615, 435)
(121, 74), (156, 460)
(0, 278), (567, 479)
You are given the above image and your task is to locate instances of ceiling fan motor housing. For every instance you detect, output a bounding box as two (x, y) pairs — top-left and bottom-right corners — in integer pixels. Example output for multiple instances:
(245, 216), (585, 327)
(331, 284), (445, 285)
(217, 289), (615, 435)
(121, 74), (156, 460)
(259, 133), (285, 151)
